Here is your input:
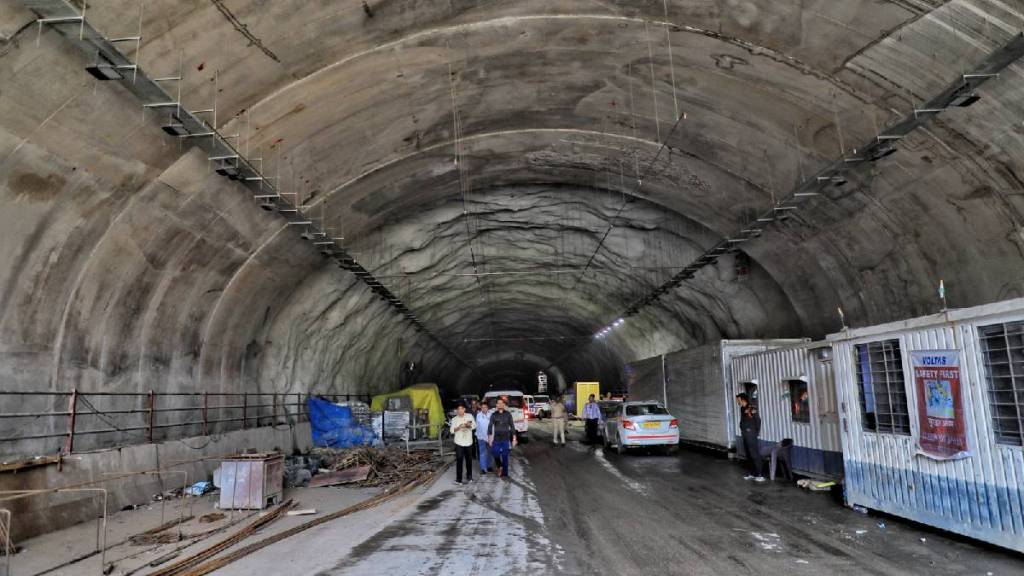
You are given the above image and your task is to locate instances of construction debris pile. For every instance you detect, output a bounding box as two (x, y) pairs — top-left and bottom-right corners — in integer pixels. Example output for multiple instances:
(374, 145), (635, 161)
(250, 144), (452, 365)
(312, 446), (444, 487)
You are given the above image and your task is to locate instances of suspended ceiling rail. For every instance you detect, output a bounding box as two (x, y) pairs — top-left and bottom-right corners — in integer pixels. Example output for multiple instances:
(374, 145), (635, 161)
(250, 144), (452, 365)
(613, 33), (1024, 323)
(25, 0), (477, 371)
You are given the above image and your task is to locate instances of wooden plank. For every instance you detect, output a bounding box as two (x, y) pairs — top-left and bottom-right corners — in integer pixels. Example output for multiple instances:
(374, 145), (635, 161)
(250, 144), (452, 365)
(308, 465), (371, 487)
(0, 455), (60, 473)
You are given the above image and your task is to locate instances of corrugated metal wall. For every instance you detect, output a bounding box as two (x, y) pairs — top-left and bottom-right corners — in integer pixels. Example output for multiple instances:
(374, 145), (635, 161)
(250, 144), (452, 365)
(663, 343), (726, 448)
(625, 355), (664, 405)
(831, 301), (1024, 553)
(663, 341), (806, 450)
(731, 343), (843, 478)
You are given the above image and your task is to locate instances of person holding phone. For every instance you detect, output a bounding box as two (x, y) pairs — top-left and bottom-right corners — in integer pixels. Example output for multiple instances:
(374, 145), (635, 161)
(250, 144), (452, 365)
(450, 403), (476, 484)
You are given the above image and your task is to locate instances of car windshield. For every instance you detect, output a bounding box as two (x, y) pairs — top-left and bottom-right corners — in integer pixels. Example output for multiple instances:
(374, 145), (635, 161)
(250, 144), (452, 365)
(626, 404), (668, 416)
(534, 396), (550, 402)
(487, 395), (523, 409)
(598, 401), (620, 414)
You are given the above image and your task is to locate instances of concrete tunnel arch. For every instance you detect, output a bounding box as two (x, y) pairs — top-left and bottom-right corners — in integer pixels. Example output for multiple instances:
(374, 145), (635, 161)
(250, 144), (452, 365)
(0, 0), (1023, 443)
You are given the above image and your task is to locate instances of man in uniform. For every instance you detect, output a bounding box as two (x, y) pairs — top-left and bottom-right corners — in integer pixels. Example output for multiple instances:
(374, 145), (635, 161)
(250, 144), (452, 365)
(549, 396), (567, 446)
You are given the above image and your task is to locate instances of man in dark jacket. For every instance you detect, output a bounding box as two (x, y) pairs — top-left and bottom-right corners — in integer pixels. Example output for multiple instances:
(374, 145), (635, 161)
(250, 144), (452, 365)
(487, 398), (518, 479)
(736, 393), (765, 482)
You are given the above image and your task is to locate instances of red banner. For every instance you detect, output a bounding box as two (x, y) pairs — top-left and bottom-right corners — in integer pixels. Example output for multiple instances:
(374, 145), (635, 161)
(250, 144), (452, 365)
(911, 350), (969, 460)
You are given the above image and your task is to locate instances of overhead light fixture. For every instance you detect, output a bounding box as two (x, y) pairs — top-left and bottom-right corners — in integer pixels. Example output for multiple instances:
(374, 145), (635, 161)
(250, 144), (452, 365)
(85, 54), (124, 80)
(214, 163), (240, 179)
(86, 64), (124, 80)
(162, 123), (188, 136)
(869, 146), (897, 162)
(950, 92), (980, 107)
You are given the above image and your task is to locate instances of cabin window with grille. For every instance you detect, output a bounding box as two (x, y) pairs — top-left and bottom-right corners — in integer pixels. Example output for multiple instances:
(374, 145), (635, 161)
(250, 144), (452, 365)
(855, 340), (910, 435)
(742, 382), (759, 409)
(978, 321), (1024, 446)
(788, 380), (810, 423)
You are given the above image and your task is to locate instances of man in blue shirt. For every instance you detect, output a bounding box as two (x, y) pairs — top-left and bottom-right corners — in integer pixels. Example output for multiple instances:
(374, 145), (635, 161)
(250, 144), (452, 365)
(475, 400), (493, 475)
(582, 394), (601, 444)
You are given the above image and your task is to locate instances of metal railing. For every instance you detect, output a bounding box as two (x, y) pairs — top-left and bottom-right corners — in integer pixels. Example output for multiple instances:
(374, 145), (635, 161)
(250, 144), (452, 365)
(400, 422), (446, 456)
(0, 389), (370, 459)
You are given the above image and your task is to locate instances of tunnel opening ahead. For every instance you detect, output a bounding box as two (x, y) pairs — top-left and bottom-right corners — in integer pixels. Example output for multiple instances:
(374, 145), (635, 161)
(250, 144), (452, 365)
(446, 343), (624, 399)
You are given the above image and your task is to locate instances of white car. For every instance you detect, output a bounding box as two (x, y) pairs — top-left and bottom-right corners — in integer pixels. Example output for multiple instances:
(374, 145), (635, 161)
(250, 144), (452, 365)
(526, 394), (551, 419)
(602, 401), (678, 454)
(483, 390), (529, 442)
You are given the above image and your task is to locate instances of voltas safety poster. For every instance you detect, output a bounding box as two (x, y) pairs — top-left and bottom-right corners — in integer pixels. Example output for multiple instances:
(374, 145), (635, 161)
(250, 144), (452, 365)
(911, 350), (969, 460)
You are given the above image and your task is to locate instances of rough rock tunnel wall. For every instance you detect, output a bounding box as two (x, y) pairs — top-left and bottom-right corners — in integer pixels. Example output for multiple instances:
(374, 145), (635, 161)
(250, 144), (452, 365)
(1, 0), (1023, 462)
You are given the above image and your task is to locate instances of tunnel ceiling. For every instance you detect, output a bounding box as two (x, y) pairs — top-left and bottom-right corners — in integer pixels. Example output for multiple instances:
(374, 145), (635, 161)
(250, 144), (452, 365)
(2, 0), (1024, 397)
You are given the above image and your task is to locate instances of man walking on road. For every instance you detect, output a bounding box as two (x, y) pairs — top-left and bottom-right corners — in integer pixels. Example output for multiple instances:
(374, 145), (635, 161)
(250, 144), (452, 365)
(549, 396), (567, 445)
(470, 399), (480, 464)
(475, 400), (493, 475)
(450, 403), (476, 485)
(736, 393), (765, 482)
(582, 394), (601, 444)
(487, 398), (517, 479)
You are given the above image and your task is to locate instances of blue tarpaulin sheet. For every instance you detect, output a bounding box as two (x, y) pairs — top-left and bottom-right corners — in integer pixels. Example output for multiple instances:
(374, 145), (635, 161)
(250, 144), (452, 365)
(308, 397), (376, 448)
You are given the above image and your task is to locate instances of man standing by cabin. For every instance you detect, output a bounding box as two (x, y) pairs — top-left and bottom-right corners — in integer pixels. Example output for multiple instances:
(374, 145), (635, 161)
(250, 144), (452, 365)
(736, 393), (765, 482)
(487, 398), (517, 479)
(450, 403), (476, 485)
(475, 400), (493, 475)
(549, 396), (567, 446)
(582, 394), (601, 444)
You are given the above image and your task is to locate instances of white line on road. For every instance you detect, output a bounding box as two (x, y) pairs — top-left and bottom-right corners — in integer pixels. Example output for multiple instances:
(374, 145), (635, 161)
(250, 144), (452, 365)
(593, 447), (650, 496)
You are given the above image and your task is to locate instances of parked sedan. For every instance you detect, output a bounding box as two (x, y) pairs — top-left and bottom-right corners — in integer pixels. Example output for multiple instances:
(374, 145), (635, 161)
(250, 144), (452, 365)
(602, 401), (679, 454)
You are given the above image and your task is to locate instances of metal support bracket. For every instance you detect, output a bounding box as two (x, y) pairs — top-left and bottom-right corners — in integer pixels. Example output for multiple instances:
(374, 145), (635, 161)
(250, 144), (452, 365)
(610, 32), (1024, 324)
(21, 0), (478, 372)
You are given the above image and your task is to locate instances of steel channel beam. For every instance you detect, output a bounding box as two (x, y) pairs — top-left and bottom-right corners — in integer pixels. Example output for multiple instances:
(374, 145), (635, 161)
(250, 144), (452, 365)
(616, 33), (1024, 321)
(24, 0), (476, 371)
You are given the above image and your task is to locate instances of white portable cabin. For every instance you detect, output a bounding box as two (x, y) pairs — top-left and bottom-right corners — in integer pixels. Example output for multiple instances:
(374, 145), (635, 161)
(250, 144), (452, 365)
(634, 339), (808, 450)
(730, 341), (843, 479)
(624, 354), (665, 405)
(828, 298), (1024, 553)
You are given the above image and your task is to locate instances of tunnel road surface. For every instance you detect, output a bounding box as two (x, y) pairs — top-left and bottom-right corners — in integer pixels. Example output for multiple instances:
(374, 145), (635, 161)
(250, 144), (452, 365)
(524, 421), (1024, 576)
(219, 421), (1024, 576)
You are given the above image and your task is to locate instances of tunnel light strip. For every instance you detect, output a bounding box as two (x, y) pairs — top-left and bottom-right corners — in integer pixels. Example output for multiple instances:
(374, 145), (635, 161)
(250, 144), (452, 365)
(594, 318), (625, 339)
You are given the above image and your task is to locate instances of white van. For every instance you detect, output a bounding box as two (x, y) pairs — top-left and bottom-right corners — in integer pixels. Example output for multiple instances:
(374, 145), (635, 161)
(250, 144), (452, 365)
(483, 389), (529, 442)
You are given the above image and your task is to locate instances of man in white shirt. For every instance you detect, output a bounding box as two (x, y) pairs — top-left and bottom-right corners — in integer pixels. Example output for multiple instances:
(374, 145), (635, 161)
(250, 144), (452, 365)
(450, 403), (476, 484)
(474, 401), (493, 475)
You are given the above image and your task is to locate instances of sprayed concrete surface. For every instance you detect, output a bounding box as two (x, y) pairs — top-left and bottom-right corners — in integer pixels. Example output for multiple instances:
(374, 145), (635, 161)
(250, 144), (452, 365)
(5, 0), (1024, 425)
